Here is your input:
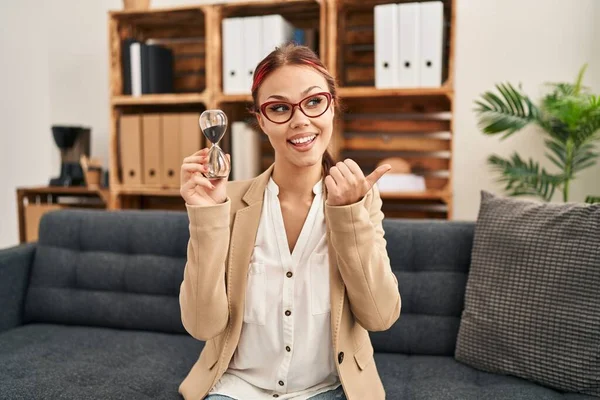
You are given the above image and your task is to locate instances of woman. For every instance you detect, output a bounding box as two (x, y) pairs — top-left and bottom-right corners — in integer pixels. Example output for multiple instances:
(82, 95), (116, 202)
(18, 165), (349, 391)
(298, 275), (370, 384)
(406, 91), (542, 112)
(178, 43), (401, 400)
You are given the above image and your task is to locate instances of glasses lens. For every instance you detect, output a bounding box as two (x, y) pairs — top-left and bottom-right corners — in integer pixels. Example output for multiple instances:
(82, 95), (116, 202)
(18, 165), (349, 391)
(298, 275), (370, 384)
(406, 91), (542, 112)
(300, 94), (330, 117)
(264, 102), (293, 123)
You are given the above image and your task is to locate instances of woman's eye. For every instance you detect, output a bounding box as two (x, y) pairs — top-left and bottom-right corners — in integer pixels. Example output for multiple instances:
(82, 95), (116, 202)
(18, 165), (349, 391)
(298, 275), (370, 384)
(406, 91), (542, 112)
(269, 104), (289, 113)
(306, 97), (323, 107)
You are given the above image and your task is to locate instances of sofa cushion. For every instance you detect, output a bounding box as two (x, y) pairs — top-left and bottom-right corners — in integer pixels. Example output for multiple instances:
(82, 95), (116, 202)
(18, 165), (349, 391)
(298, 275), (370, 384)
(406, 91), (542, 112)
(372, 220), (474, 356)
(24, 209), (191, 334)
(376, 353), (597, 400)
(0, 323), (203, 399)
(455, 191), (600, 397)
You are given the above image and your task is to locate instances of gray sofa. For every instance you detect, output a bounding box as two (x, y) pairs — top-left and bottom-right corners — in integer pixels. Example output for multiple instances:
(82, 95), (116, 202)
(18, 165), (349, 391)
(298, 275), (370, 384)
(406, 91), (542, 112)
(0, 209), (595, 400)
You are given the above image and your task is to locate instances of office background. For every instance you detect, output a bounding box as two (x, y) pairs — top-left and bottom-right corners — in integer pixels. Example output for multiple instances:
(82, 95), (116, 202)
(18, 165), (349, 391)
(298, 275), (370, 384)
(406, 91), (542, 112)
(1, 0), (599, 248)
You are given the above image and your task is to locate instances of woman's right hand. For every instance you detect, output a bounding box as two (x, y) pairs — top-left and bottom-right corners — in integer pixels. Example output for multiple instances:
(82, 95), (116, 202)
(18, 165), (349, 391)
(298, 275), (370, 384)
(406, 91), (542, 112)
(180, 148), (230, 206)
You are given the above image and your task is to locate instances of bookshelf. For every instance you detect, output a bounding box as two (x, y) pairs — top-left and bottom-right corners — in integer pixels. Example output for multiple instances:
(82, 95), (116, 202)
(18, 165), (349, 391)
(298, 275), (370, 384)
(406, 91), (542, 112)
(107, 0), (456, 219)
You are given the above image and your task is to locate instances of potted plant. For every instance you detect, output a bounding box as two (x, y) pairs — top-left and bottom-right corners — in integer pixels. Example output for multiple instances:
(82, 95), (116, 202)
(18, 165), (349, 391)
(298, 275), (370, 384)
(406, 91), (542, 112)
(474, 64), (600, 202)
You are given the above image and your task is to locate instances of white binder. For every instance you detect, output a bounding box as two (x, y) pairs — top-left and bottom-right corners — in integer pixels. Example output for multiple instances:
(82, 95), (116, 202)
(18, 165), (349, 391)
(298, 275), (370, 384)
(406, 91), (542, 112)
(397, 2), (420, 88)
(419, 1), (444, 87)
(232, 121), (261, 180)
(242, 16), (263, 93)
(261, 15), (295, 59)
(223, 17), (245, 94)
(130, 42), (142, 97)
(374, 4), (398, 88)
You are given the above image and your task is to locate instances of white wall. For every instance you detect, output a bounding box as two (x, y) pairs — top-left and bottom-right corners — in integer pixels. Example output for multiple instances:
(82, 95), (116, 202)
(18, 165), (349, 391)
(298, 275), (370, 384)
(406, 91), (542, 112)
(0, 2), (54, 248)
(1, 0), (599, 247)
(453, 0), (600, 220)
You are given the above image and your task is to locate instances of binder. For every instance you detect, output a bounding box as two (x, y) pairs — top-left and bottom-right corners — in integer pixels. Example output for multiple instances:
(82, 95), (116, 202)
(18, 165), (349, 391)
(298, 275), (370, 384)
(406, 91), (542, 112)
(130, 43), (143, 97)
(161, 114), (181, 186)
(231, 121), (261, 180)
(397, 3), (420, 88)
(142, 114), (161, 185)
(374, 4), (398, 88)
(419, 1), (444, 87)
(223, 18), (245, 94)
(119, 115), (143, 185)
(242, 16), (263, 93)
(121, 38), (138, 95)
(146, 44), (174, 94)
(261, 15), (295, 58)
(180, 113), (202, 161)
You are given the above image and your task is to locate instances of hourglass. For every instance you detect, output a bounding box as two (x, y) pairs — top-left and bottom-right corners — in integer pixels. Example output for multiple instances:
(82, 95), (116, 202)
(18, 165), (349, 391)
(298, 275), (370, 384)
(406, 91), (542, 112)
(199, 109), (230, 179)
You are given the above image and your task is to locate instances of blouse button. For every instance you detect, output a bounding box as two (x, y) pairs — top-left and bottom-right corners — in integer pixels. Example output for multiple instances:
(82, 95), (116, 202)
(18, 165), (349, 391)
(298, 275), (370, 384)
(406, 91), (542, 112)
(286, 271), (293, 278)
(285, 310), (291, 316)
(286, 346), (291, 352)
(278, 380), (284, 386)
(273, 395), (279, 398)
(338, 352), (344, 364)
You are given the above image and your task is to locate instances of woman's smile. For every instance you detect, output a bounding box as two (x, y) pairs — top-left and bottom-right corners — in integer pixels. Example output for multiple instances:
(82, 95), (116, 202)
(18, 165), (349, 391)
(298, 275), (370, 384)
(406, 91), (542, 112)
(287, 133), (319, 152)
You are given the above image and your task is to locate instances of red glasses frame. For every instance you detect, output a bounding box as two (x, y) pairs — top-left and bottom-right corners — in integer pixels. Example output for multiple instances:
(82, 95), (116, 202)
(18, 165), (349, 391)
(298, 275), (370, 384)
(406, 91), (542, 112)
(259, 92), (333, 124)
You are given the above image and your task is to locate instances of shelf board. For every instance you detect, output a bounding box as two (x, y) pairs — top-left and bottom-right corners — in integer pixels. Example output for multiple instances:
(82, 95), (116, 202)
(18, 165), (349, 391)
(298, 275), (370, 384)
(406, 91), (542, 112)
(114, 186), (182, 197)
(222, 0), (321, 18)
(338, 86), (452, 99)
(379, 189), (448, 202)
(216, 93), (253, 104)
(111, 93), (206, 106)
(109, 5), (205, 18)
(18, 186), (111, 205)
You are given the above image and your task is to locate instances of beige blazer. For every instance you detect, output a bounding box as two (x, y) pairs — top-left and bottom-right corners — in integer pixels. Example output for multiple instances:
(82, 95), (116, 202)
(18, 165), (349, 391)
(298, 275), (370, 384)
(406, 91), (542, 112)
(178, 164), (401, 400)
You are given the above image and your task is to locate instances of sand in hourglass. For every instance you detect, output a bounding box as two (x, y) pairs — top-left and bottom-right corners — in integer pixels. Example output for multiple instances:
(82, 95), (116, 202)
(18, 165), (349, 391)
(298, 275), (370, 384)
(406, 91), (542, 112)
(203, 125), (226, 144)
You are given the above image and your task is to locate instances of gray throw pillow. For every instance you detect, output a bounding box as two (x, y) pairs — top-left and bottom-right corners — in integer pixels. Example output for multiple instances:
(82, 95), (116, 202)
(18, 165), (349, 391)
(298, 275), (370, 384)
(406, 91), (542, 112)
(455, 190), (600, 397)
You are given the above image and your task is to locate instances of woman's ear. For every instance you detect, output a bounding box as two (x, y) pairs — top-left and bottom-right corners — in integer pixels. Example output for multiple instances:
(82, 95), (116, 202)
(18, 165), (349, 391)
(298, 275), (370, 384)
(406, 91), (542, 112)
(256, 113), (265, 130)
(330, 100), (335, 118)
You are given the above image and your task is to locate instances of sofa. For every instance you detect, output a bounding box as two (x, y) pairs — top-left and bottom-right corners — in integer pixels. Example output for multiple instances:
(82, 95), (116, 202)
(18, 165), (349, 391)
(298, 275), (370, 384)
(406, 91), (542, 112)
(0, 209), (595, 400)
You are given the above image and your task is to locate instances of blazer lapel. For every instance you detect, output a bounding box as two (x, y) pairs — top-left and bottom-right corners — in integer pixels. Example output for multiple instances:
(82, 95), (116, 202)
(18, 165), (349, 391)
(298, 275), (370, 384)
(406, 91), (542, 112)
(323, 184), (345, 349)
(226, 165), (274, 318)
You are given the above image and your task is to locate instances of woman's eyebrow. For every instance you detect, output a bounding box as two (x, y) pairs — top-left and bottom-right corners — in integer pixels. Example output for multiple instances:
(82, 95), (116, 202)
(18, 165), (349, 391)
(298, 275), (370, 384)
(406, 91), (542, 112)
(266, 86), (323, 101)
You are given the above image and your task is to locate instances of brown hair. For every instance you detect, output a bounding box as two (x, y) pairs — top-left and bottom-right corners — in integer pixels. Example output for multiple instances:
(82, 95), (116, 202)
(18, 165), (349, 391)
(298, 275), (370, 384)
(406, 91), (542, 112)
(250, 43), (339, 176)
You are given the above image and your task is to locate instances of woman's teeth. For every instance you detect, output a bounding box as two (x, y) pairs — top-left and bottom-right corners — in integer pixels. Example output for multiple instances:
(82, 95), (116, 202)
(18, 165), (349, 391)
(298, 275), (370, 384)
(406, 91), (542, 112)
(289, 135), (316, 145)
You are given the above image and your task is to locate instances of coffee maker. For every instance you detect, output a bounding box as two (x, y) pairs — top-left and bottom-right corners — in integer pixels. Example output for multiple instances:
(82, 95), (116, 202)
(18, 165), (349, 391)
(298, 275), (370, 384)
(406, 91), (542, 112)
(49, 125), (91, 186)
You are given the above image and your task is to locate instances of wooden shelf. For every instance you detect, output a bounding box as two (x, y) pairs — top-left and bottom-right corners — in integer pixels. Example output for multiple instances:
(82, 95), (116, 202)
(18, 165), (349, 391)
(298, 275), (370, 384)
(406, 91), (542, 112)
(338, 86), (452, 99)
(379, 189), (448, 202)
(106, 0), (456, 219)
(111, 93), (207, 106)
(17, 186), (107, 196)
(113, 186), (181, 197)
(110, 5), (204, 17)
(16, 186), (111, 243)
(216, 93), (253, 104)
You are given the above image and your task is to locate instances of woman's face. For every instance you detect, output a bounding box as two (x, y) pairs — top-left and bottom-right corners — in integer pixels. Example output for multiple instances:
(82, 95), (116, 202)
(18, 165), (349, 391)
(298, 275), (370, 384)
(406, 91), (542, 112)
(256, 65), (334, 169)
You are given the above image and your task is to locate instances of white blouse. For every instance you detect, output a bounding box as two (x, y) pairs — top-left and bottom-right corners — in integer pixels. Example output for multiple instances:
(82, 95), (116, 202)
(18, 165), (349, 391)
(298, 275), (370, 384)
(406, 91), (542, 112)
(208, 177), (341, 399)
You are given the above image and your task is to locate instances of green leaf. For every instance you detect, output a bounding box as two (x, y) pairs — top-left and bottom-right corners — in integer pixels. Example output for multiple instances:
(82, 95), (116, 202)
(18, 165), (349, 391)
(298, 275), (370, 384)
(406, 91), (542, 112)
(545, 139), (567, 164)
(585, 196), (600, 204)
(573, 63), (588, 95)
(474, 83), (538, 138)
(487, 153), (563, 201)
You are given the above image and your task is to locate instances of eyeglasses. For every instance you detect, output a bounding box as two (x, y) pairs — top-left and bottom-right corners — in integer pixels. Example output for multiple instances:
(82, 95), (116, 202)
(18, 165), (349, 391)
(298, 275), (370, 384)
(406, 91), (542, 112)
(259, 92), (332, 124)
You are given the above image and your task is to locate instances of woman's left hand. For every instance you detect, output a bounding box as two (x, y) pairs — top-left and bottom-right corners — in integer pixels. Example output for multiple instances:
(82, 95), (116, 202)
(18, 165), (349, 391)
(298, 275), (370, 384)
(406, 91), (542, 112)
(325, 159), (392, 206)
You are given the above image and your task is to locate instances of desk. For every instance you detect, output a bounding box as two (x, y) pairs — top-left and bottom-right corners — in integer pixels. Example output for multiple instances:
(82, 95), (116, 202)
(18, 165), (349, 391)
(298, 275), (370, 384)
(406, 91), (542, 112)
(16, 186), (110, 243)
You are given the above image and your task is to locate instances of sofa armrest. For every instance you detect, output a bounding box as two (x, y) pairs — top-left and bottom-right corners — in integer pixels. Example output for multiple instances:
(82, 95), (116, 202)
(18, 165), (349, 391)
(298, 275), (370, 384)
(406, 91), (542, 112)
(0, 243), (35, 333)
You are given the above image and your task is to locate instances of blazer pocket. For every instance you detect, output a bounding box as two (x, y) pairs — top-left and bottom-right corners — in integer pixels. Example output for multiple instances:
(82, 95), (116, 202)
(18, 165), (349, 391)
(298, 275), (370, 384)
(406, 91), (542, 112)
(310, 253), (331, 315)
(354, 338), (375, 371)
(244, 262), (267, 325)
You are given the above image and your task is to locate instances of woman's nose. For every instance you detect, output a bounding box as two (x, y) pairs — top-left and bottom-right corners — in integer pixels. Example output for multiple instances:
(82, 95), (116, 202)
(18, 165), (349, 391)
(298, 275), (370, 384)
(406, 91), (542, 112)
(289, 106), (310, 128)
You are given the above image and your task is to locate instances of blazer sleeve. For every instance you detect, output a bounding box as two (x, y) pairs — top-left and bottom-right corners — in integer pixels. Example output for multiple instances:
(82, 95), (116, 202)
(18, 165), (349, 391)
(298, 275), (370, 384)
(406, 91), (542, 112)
(325, 185), (401, 331)
(179, 199), (231, 341)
